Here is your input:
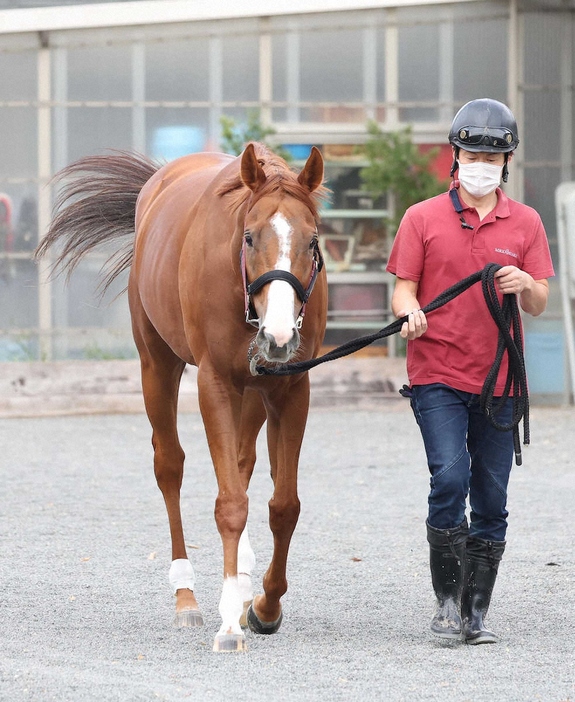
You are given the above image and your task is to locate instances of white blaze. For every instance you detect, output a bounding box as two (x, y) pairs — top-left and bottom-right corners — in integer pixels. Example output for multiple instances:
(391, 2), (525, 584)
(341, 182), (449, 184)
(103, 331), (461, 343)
(261, 212), (296, 346)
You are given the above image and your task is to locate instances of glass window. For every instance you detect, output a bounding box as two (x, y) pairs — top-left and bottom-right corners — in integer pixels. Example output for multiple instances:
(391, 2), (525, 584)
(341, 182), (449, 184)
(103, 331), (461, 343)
(299, 28), (364, 122)
(66, 107), (133, 161)
(51, 266), (134, 360)
(67, 45), (132, 101)
(0, 49), (37, 101)
(145, 38), (210, 102)
(300, 29), (363, 102)
(523, 166), (560, 263)
(62, 260), (131, 329)
(398, 24), (440, 122)
(146, 108), (210, 159)
(8, 187), (38, 253)
(0, 260), (38, 329)
(453, 19), (508, 104)
(523, 14), (562, 86)
(222, 35), (259, 102)
(523, 90), (561, 163)
(0, 107), (37, 178)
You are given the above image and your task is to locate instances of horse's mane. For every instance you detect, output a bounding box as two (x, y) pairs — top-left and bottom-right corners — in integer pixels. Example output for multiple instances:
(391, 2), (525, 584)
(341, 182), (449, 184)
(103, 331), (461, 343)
(216, 143), (329, 220)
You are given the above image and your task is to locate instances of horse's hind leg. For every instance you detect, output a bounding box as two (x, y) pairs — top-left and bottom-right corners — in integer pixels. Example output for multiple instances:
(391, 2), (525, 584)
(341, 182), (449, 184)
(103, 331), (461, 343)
(131, 305), (203, 628)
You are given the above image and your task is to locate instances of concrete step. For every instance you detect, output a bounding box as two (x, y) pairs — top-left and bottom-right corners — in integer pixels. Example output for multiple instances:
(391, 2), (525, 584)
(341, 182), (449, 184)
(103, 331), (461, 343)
(0, 356), (409, 418)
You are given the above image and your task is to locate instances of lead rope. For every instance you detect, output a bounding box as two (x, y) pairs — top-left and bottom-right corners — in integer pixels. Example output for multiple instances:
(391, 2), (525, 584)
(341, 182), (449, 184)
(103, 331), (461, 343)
(255, 262), (529, 465)
(480, 265), (529, 465)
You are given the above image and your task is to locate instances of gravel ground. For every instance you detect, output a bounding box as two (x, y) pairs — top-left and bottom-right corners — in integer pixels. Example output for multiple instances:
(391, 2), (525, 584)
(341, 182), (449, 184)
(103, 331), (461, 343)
(0, 403), (573, 702)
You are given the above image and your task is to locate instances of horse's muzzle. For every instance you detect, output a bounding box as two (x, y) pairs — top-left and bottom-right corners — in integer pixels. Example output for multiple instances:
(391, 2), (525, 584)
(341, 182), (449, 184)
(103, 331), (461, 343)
(256, 326), (300, 363)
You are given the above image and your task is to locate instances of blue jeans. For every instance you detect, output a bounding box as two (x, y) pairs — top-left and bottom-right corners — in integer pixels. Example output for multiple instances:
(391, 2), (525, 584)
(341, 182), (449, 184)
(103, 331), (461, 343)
(410, 383), (514, 542)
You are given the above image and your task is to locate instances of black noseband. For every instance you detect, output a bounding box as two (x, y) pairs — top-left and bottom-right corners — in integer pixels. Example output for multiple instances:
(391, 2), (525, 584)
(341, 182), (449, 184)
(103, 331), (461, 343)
(247, 270), (308, 303)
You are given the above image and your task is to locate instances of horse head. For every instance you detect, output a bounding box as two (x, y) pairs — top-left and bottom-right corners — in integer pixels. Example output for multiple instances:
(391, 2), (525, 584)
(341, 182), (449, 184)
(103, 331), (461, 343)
(240, 143), (325, 365)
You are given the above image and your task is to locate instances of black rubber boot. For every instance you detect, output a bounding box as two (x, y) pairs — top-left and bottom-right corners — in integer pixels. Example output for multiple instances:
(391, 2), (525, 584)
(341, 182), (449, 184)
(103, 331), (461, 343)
(426, 518), (469, 639)
(461, 537), (506, 645)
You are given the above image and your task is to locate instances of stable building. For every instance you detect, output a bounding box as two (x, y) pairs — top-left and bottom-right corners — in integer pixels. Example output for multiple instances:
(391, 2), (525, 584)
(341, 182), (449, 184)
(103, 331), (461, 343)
(0, 0), (573, 397)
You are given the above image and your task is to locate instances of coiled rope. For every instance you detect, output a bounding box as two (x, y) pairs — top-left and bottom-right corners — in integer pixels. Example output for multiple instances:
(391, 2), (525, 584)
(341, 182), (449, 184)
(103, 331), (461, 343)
(255, 262), (529, 465)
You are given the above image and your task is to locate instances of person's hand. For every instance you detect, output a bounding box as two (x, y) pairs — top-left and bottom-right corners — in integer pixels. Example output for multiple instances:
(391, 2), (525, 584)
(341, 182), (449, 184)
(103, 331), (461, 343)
(398, 308), (427, 340)
(494, 266), (532, 295)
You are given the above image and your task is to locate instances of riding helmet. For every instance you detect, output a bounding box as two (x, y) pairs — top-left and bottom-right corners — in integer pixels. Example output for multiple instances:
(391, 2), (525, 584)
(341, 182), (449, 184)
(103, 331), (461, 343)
(448, 98), (519, 153)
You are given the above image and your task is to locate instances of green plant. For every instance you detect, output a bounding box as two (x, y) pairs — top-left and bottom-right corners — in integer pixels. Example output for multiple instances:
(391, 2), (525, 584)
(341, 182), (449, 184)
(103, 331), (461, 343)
(359, 122), (449, 235)
(220, 111), (292, 161)
(81, 340), (137, 361)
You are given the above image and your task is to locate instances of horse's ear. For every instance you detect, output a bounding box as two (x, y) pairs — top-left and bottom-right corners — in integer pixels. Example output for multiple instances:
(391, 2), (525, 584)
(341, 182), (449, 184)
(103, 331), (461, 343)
(297, 146), (324, 193)
(240, 143), (267, 192)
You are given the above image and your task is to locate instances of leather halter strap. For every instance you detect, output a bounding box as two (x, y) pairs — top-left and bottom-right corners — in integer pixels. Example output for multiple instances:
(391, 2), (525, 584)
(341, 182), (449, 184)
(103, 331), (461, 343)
(248, 270), (307, 303)
(241, 237), (323, 328)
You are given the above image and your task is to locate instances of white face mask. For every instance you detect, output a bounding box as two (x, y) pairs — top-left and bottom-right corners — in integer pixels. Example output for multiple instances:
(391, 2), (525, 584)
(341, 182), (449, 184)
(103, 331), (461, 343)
(458, 162), (502, 198)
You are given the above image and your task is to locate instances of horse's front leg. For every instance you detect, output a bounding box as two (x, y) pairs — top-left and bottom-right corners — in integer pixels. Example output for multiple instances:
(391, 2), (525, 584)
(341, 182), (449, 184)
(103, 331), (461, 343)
(247, 376), (310, 635)
(197, 366), (254, 652)
(236, 389), (267, 626)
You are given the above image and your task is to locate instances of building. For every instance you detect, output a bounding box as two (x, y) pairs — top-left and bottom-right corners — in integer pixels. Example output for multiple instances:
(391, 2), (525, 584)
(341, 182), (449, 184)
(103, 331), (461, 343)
(0, 0), (573, 393)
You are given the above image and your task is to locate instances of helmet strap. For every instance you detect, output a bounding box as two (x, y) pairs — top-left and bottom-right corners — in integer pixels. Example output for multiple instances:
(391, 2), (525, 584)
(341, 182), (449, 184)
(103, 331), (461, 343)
(502, 153), (510, 183)
(450, 146), (459, 178)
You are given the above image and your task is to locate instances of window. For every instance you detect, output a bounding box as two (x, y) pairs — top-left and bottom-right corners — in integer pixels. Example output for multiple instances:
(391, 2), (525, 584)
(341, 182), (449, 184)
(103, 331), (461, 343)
(398, 23), (440, 122)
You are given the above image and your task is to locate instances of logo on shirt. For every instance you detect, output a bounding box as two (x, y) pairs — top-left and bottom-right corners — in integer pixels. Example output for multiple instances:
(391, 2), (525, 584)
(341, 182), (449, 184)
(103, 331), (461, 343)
(495, 247), (518, 259)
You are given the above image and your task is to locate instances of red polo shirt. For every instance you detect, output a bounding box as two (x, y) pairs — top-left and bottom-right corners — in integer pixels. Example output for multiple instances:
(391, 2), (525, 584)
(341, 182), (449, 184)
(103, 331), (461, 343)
(386, 184), (555, 395)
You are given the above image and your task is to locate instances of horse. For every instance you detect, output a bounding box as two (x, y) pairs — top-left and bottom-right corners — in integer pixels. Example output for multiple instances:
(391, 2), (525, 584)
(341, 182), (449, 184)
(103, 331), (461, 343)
(36, 142), (328, 653)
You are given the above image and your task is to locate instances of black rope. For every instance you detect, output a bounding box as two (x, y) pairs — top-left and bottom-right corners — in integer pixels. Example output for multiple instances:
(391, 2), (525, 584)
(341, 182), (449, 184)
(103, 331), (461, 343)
(479, 266), (529, 465)
(255, 262), (529, 465)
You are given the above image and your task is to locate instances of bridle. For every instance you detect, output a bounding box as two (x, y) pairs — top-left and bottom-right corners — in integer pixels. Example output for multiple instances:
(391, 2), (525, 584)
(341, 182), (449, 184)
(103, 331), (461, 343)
(240, 234), (324, 330)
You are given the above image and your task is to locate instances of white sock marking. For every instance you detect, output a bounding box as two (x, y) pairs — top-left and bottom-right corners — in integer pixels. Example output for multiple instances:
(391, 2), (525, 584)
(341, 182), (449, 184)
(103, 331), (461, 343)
(238, 526), (256, 604)
(217, 576), (244, 638)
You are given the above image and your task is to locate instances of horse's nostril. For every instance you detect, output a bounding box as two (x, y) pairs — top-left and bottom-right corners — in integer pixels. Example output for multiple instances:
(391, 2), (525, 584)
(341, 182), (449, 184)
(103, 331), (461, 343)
(266, 333), (278, 352)
(257, 326), (299, 362)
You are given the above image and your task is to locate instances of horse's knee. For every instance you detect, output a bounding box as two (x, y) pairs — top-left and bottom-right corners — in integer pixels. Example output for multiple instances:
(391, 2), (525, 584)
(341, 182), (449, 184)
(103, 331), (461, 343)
(153, 445), (185, 491)
(268, 497), (300, 535)
(214, 492), (249, 538)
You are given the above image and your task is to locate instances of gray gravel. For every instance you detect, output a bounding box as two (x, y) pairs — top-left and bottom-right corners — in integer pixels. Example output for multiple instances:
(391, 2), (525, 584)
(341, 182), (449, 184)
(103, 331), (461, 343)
(1, 403), (574, 702)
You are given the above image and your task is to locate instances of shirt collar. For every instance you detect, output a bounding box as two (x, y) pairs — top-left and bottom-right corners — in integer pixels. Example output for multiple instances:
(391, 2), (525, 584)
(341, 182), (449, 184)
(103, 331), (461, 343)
(449, 180), (510, 219)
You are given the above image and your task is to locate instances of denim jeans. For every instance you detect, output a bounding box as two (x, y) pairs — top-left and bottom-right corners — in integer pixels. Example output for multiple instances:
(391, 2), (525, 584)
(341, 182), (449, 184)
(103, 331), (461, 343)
(410, 383), (514, 542)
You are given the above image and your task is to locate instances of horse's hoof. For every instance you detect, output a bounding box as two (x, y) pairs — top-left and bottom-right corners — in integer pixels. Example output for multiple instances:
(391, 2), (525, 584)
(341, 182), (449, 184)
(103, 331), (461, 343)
(240, 600), (252, 629)
(246, 603), (283, 635)
(173, 608), (204, 628)
(212, 633), (247, 653)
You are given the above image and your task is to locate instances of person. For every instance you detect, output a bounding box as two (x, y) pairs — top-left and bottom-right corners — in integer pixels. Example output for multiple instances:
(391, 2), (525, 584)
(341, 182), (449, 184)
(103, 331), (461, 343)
(386, 98), (555, 644)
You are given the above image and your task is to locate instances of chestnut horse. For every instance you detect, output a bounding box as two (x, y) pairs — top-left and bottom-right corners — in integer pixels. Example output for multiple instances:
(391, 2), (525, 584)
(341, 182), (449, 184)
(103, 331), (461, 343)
(36, 143), (328, 652)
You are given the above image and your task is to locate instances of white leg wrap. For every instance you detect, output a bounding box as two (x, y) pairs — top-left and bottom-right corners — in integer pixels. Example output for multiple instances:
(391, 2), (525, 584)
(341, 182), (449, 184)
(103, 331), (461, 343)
(238, 527), (256, 603)
(217, 576), (244, 638)
(238, 527), (256, 574)
(169, 558), (196, 595)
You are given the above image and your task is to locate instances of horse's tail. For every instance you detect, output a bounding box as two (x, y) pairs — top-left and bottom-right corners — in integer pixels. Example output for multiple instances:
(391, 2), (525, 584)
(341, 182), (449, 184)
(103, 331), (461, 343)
(35, 150), (161, 294)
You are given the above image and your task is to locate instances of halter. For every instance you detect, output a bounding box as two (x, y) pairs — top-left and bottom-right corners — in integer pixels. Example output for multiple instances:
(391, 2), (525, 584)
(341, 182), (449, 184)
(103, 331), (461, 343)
(240, 235), (324, 329)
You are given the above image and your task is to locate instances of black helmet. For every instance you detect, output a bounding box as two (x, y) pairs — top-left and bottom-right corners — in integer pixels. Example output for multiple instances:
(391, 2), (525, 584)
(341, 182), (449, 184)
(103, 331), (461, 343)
(449, 98), (519, 153)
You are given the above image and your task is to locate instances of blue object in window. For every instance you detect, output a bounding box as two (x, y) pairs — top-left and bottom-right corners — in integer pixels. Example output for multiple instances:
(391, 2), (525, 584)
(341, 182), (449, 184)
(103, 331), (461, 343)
(152, 126), (206, 161)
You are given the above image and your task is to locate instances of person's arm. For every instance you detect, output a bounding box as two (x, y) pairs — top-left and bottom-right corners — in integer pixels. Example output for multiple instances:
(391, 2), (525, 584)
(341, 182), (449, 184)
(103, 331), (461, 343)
(391, 277), (428, 340)
(494, 266), (549, 317)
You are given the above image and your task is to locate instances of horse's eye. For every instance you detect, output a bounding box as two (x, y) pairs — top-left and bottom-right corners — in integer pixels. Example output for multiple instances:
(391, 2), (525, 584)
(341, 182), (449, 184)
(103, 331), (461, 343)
(309, 235), (319, 250)
(244, 233), (253, 247)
